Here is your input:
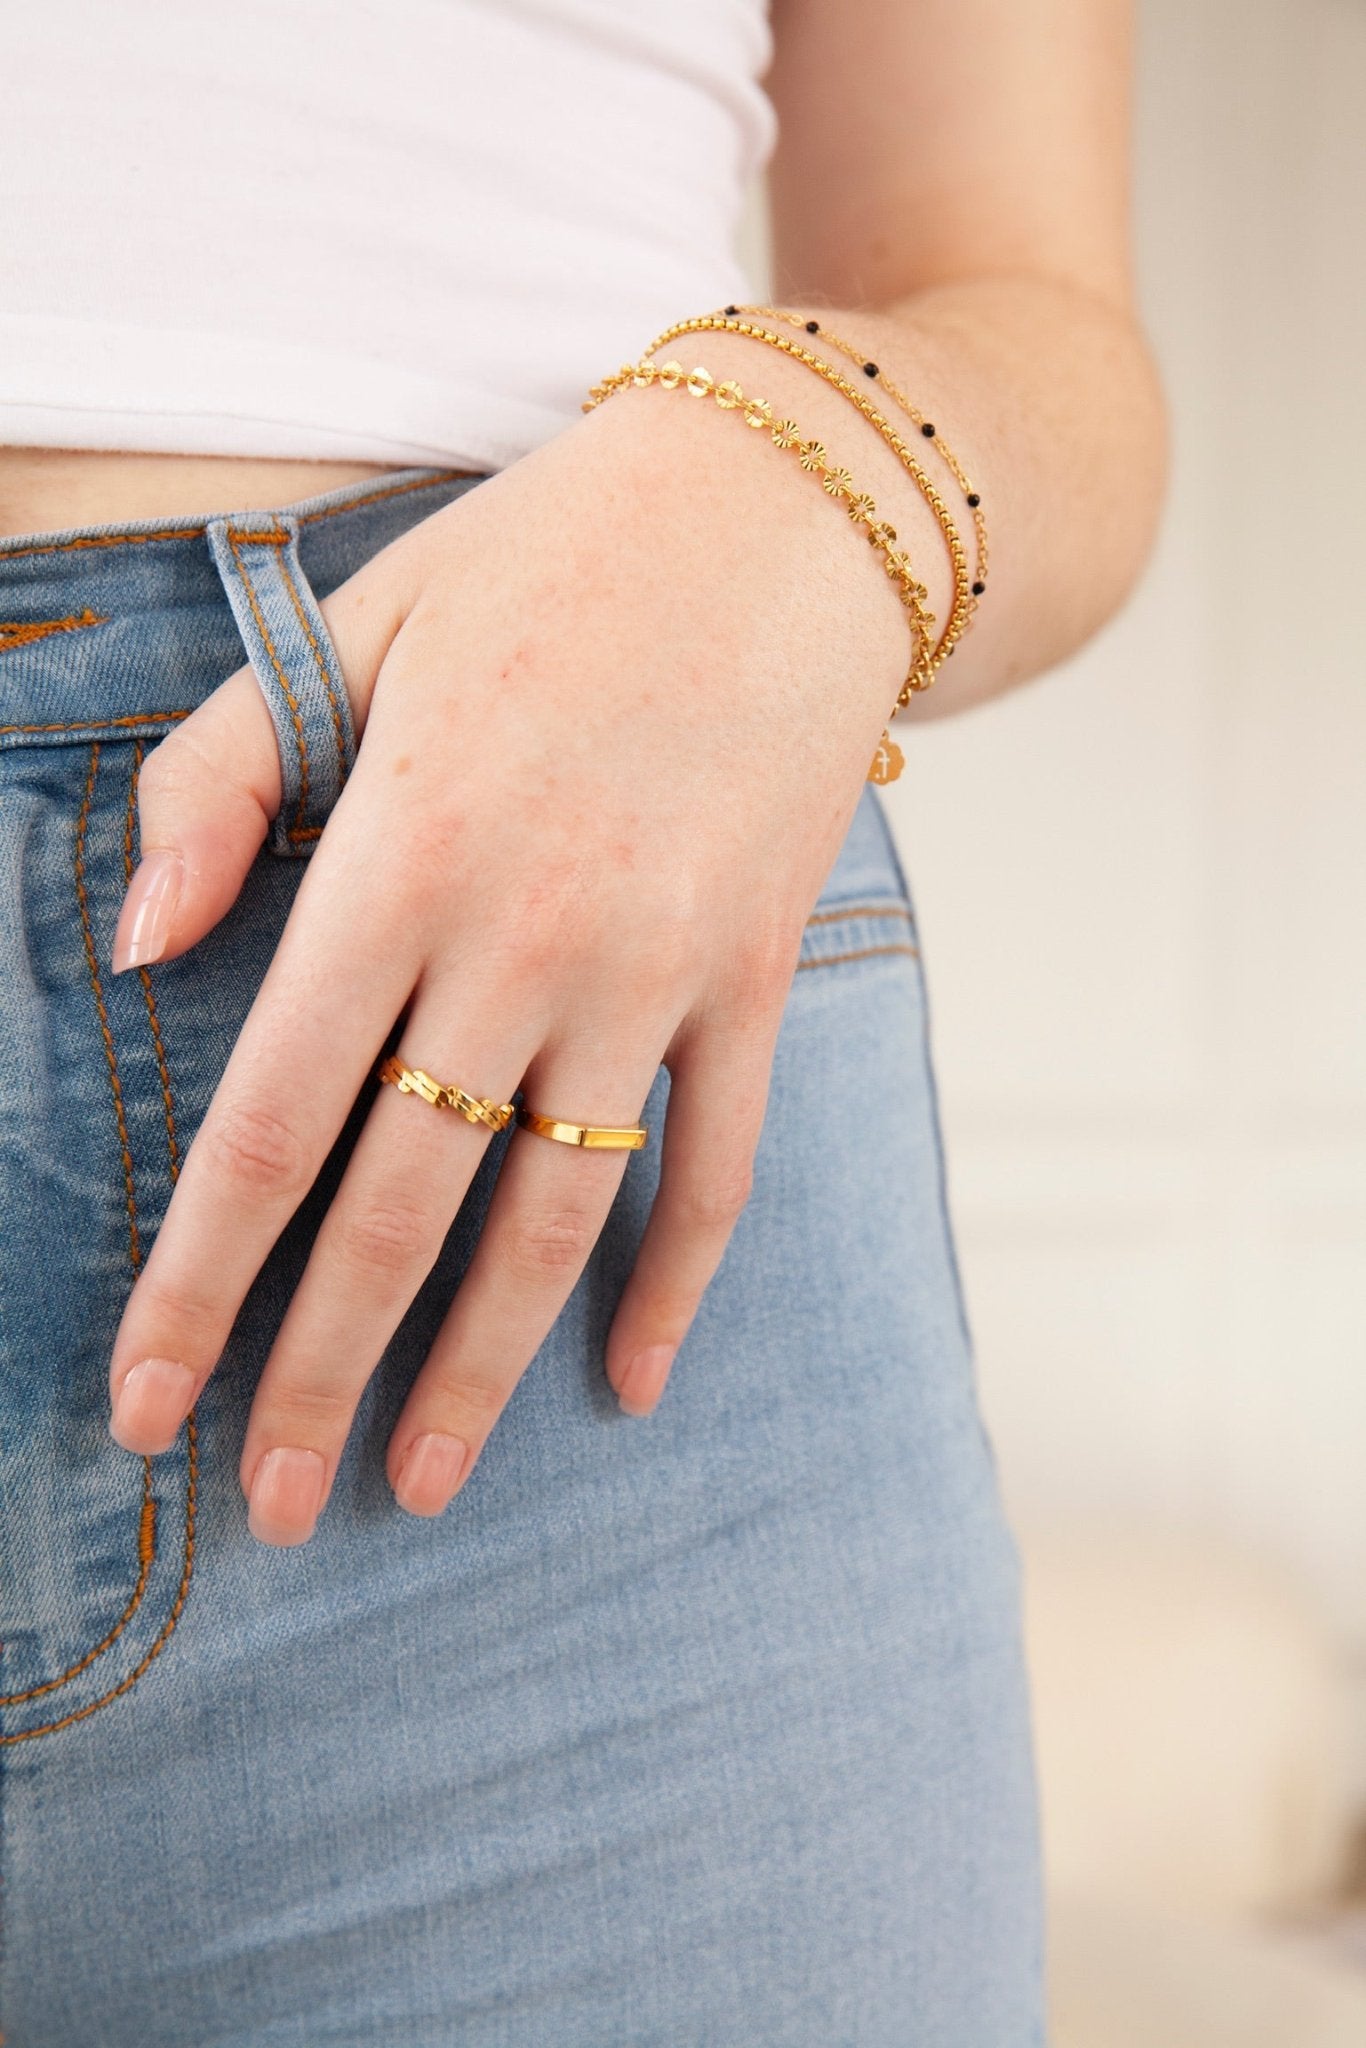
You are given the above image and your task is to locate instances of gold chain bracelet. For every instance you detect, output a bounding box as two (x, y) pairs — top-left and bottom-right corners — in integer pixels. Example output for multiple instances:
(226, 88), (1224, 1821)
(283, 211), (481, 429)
(726, 303), (988, 603)
(638, 313), (974, 672)
(583, 355), (930, 781)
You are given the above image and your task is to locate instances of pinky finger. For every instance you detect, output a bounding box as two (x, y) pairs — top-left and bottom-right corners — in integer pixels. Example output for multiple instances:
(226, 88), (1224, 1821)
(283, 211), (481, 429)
(605, 1028), (775, 1417)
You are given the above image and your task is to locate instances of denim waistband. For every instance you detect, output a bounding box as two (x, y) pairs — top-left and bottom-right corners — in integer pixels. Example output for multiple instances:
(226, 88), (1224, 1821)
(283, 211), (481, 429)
(0, 467), (486, 743)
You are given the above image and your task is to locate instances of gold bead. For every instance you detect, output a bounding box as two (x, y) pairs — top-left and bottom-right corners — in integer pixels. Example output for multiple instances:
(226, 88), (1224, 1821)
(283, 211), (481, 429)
(657, 360), (684, 389)
(686, 366), (715, 397)
(716, 380), (745, 410)
(743, 396), (773, 428)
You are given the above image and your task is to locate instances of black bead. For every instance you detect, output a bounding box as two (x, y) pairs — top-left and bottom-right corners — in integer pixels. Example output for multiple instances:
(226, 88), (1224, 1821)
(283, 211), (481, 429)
(724, 305), (739, 316)
(921, 422), (936, 438)
(971, 580), (986, 596)
(805, 319), (820, 333)
(863, 361), (878, 377)
(967, 492), (981, 508)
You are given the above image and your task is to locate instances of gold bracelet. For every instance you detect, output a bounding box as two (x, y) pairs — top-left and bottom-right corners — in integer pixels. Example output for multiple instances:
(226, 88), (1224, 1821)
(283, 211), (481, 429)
(584, 354), (929, 779)
(636, 313), (974, 676)
(726, 303), (988, 609)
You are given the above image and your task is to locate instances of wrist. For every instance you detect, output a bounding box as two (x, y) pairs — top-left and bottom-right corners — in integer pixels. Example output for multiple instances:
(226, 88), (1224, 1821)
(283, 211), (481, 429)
(576, 328), (955, 712)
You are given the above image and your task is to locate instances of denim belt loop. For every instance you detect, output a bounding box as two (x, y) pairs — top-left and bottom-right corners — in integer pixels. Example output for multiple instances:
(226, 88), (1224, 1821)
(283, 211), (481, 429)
(205, 514), (356, 857)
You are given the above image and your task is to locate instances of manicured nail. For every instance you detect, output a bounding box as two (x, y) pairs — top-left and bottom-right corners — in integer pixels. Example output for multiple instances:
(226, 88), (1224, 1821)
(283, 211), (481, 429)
(617, 1345), (675, 1417)
(248, 1447), (326, 1547)
(110, 1356), (195, 1453)
(393, 1432), (469, 1517)
(112, 850), (182, 973)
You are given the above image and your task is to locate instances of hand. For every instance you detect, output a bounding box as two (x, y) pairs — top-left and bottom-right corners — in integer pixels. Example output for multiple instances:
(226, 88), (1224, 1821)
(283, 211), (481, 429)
(105, 379), (907, 1545)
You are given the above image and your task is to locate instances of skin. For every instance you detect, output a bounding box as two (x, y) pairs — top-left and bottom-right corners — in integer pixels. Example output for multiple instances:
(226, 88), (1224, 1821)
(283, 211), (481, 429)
(3, 0), (1167, 1545)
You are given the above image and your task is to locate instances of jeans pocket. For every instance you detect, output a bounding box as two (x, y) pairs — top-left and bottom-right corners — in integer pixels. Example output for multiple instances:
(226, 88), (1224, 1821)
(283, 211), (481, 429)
(0, 737), (197, 1744)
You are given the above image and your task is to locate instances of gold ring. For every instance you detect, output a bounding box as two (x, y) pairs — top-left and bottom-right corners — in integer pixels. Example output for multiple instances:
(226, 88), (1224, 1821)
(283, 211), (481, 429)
(377, 1055), (515, 1133)
(515, 1108), (647, 1151)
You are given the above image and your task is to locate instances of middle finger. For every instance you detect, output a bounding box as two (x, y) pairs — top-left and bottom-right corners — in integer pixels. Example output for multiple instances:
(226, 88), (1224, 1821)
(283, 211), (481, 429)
(238, 1007), (541, 1543)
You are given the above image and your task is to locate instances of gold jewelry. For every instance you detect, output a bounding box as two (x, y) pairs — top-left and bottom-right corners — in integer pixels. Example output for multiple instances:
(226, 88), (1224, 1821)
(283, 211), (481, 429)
(633, 314), (974, 673)
(377, 1055), (514, 1132)
(584, 356), (931, 777)
(516, 1108), (647, 1151)
(726, 304), (988, 605)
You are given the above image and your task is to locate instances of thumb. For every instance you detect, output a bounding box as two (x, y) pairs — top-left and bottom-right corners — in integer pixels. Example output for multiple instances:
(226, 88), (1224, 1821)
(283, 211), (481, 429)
(110, 553), (410, 974)
(111, 667), (282, 973)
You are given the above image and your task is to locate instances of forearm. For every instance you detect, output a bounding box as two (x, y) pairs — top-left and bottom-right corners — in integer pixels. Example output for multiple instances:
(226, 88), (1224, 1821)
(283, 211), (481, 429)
(633, 277), (1166, 726)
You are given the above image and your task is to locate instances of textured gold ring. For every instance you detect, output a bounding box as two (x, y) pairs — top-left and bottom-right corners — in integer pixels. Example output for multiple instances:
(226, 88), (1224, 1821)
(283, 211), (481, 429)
(515, 1108), (647, 1151)
(377, 1055), (515, 1133)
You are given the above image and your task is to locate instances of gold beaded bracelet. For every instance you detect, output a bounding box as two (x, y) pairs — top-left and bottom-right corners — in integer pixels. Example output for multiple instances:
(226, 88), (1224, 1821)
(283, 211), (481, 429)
(727, 303), (989, 610)
(583, 355), (929, 782)
(639, 313), (975, 673)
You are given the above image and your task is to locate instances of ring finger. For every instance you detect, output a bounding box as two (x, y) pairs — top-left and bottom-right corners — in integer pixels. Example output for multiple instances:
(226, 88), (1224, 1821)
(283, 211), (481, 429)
(384, 1037), (663, 1517)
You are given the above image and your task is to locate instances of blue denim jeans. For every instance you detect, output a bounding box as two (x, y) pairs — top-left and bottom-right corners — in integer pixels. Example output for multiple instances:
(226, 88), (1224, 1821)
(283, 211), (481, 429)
(0, 471), (1043, 2045)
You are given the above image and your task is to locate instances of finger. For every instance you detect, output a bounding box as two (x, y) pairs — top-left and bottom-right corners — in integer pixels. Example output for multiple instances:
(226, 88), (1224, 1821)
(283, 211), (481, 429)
(107, 831), (427, 1458)
(384, 1043), (660, 1517)
(111, 548), (414, 973)
(604, 1024), (775, 1418)
(236, 1007), (539, 1546)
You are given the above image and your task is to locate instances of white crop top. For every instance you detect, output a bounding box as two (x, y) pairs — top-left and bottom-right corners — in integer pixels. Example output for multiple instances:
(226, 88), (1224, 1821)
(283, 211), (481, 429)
(1, 0), (775, 470)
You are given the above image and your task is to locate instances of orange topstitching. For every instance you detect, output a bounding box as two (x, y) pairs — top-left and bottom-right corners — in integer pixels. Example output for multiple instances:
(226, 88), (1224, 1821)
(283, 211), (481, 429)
(0, 744), (199, 1742)
(0, 469), (474, 564)
(0, 607), (108, 652)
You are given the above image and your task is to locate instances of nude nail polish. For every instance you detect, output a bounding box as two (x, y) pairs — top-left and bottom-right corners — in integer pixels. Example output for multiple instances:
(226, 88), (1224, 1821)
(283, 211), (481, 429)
(248, 1447), (326, 1547)
(617, 1345), (675, 1417)
(394, 1432), (469, 1517)
(110, 1355), (195, 1453)
(112, 850), (182, 973)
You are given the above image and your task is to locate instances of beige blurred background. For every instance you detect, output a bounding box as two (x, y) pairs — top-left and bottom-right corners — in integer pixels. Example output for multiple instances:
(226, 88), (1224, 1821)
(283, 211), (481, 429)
(748, 0), (1366, 2038)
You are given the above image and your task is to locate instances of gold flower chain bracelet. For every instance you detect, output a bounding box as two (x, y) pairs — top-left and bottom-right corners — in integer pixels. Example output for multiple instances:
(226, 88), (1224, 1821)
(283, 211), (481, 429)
(638, 313), (980, 668)
(584, 356), (937, 741)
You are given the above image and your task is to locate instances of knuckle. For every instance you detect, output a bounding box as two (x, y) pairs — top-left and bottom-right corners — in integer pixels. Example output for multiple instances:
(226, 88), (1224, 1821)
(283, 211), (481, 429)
(500, 1203), (598, 1286)
(622, 922), (696, 1010)
(500, 918), (560, 981)
(500, 859), (609, 974)
(331, 1192), (439, 1282)
(433, 1368), (508, 1430)
(199, 1100), (312, 1201)
(142, 724), (259, 822)
(501, 899), (591, 979)
(133, 1272), (225, 1357)
(733, 930), (799, 1013)
(259, 1378), (354, 1435)
(676, 1160), (754, 1234)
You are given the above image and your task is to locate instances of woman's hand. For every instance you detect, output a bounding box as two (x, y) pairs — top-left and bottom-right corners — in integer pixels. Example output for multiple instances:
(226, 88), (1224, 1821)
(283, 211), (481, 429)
(105, 379), (909, 1545)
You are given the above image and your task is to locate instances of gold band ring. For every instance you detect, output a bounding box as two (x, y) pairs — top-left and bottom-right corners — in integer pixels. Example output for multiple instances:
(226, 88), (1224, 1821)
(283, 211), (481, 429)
(515, 1108), (647, 1151)
(377, 1055), (515, 1133)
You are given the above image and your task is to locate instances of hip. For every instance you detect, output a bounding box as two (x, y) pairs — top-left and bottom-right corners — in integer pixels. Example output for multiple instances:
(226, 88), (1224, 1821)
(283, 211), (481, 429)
(0, 467), (1041, 2041)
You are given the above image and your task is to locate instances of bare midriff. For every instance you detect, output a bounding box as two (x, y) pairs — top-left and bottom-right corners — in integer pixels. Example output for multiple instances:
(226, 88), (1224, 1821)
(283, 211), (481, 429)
(0, 448), (463, 542)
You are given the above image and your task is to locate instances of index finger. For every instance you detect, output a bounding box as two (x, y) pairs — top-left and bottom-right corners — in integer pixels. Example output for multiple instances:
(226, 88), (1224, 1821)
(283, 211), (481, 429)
(107, 829), (423, 1453)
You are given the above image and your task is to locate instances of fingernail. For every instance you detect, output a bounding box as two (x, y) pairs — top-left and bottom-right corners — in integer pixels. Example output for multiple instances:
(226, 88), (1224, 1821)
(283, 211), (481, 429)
(617, 1345), (675, 1417)
(393, 1432), (469, 1517)
(112, 850), (182, 973)
(110, 1356), (195, 1453)
(248, 1446), (326, 1547)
